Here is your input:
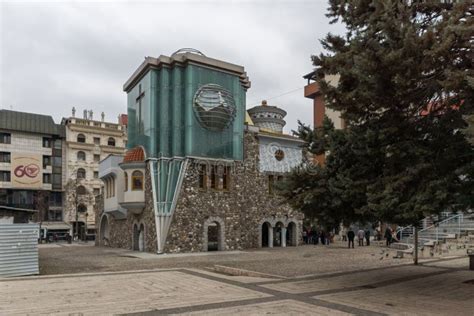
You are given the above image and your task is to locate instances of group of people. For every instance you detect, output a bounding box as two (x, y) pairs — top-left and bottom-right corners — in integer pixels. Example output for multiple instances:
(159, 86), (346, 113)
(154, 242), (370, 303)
(302, 228), (334, 245)
(344, 228), (371, 248)
(302, 225), (400, 249)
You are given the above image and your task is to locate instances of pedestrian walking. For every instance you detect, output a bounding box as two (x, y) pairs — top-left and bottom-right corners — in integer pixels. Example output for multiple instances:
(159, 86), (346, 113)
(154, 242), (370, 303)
(384, 226), (392, 246)
(358, 229), (365, 246)
(347, 228), (355, 248)
(341, 227), (347, 241)
(365, 229), (370, 246)
(320, 230), (326, 245)
(303, 230), (308, 244)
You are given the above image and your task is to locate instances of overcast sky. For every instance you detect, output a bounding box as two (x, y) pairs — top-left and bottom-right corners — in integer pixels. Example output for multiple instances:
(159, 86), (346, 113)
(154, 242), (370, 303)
(0, 0), (345, 133)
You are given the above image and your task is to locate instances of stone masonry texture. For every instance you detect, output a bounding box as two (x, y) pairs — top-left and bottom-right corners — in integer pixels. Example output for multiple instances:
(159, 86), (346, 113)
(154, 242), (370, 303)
(95, 130), (304, 253)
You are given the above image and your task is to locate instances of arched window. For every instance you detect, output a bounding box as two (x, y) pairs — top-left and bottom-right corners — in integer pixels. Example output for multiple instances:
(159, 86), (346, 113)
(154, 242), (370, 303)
(77, 168), (86, 179)
(77, 185), (86, 196)
(77, 151), (86, 161)
(131, 170), (143, 191)
(77, 204), (87, 212)
(124, 172), (128, 192)
(107, 137), (116, 146)
(77, 134), (86, 143)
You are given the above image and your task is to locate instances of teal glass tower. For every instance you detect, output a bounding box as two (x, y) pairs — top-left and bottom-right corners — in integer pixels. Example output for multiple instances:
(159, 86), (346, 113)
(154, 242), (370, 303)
(124, 49), (250, 160)
(123, 49), (250, 253)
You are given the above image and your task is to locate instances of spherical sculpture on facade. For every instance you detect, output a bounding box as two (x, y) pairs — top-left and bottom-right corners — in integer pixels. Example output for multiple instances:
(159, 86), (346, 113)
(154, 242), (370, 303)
(193, 84), (236, 131)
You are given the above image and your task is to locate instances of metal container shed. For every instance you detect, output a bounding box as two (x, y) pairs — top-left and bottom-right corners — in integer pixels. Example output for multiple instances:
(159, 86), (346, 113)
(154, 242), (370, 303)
(0, 224), (39, 277)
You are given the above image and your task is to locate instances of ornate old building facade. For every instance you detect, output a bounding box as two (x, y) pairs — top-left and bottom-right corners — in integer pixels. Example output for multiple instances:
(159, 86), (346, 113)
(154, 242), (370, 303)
(62, 110), (127, 239)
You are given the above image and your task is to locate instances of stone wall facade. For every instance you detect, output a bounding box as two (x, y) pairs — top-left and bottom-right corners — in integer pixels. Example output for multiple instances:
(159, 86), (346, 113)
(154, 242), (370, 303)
(95, 130), (304, 253)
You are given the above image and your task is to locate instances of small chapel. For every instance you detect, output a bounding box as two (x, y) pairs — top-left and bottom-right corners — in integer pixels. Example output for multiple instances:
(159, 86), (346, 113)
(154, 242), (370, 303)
(96, 49), (305, 253)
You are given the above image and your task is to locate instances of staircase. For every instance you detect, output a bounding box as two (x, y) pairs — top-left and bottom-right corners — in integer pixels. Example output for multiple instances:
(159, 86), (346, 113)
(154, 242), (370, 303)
(393, 213), (474, 257)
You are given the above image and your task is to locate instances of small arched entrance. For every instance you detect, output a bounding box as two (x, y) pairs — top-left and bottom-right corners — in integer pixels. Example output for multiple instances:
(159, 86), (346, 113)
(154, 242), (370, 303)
(287, 221), (297, 246)
(203, 217), (225, 252)
(274, 222), (284, 247)
(261, 222), (272, 247)
(99, 215), (109, 246)
(133, 224), (139, 251)
(207, 222), (219, 251)
(139, 224), (145, 252)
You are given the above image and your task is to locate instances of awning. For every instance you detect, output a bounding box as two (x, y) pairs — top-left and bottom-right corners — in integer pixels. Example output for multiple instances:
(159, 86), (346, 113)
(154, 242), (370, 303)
(41, 222), (71, 230)
(0, 205), (38, 213)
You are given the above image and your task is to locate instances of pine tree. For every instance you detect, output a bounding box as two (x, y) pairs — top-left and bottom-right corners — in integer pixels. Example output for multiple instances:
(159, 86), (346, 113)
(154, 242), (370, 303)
(281, 1), (473, 232)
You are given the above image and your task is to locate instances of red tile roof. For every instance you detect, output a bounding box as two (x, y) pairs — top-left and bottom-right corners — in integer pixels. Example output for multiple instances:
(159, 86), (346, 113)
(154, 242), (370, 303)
(123, 146), (145, 163)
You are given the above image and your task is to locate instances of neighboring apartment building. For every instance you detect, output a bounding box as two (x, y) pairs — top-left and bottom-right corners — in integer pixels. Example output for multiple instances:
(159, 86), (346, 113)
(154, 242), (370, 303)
(62, 108), (127, 239)
(0, 110), (67, 235)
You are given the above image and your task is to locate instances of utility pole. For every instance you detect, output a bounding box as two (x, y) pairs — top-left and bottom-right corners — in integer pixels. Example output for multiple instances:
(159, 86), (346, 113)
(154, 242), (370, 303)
(414, 225), (419, 265)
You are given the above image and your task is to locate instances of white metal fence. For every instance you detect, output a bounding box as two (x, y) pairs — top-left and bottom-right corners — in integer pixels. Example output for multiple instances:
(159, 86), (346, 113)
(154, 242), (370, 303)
(0, 224), (39, 277)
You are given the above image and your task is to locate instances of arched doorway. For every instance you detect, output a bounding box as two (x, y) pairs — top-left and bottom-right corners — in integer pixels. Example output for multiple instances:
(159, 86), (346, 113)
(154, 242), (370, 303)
(287, 222), (297, 246)
(261, 222), (272, 247)
(133, 224), (139, 251)
(203, 217), (225, 252)
(274, 222), (284, 247)
(99, 215), (109, 246)
(139, 224), (145, 252)
(207, 222), (219, 251)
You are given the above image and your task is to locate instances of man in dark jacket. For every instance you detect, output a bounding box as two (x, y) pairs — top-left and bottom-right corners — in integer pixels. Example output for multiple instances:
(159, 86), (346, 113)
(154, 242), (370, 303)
(365, 229), (371, 246)
(347, 228), (355, 248)
(385, 227), (392, 246)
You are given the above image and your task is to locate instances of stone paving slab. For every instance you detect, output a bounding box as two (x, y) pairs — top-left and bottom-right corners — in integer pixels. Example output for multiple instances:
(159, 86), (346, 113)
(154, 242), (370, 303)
(0, 270), (270, 316)
(172, 299), (354, 315)
(315, 270), (474, 316)
(260, 265), (442, 294)
(421, 257), (469, 269)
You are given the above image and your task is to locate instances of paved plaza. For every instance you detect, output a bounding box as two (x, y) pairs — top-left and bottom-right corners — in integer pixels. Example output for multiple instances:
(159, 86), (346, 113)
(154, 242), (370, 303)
(0, 244), (472, 315)
(1, 254), (473, 315)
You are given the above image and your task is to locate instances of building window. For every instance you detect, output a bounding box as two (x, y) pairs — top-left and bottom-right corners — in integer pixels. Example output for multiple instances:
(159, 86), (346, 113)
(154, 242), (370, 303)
(198, 165), (207, 189)
(93, 171), (99, 179)
(131, 170), (143, 191)
(0, 133), (11, 144)
(111, 177), (115, 197)
(77, 204), (87, 213)
(93, 188), (100, 196)
(77, 185), (86, 196)
(223, 166), (231, 190)
(0, 171), (11, 182)
(49, 192), (62, 207)
(94, 154), (100, 162)
(42, 137), (52, 148)
(77, 134), (86, 143)
(107, 137), (116, 146)
(42, 156), (51, 168)
(48, 210), (62, 222)
(124, 172), (128, 191)
(210, 166), (217, 189)
(77, 168), (86, 179)
(93, 137), (100, 145)
(43, 173), (51, 184)
(53, 139), (62, 149)
(0, 152), (11, 163)
(77, 151), (86, 161)
(52, 174), (61, 186)
(105, 177), (115, 197)
(268, 175), (275, 194)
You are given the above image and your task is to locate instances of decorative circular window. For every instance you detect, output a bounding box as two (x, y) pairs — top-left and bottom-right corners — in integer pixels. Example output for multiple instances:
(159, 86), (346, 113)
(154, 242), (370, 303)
(193, 84), (236, 131)
(275, 149), (285, 161)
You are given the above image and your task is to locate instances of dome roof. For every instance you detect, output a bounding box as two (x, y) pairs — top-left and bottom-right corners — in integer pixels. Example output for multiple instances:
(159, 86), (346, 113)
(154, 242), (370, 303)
(123, 146), (145, 163)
